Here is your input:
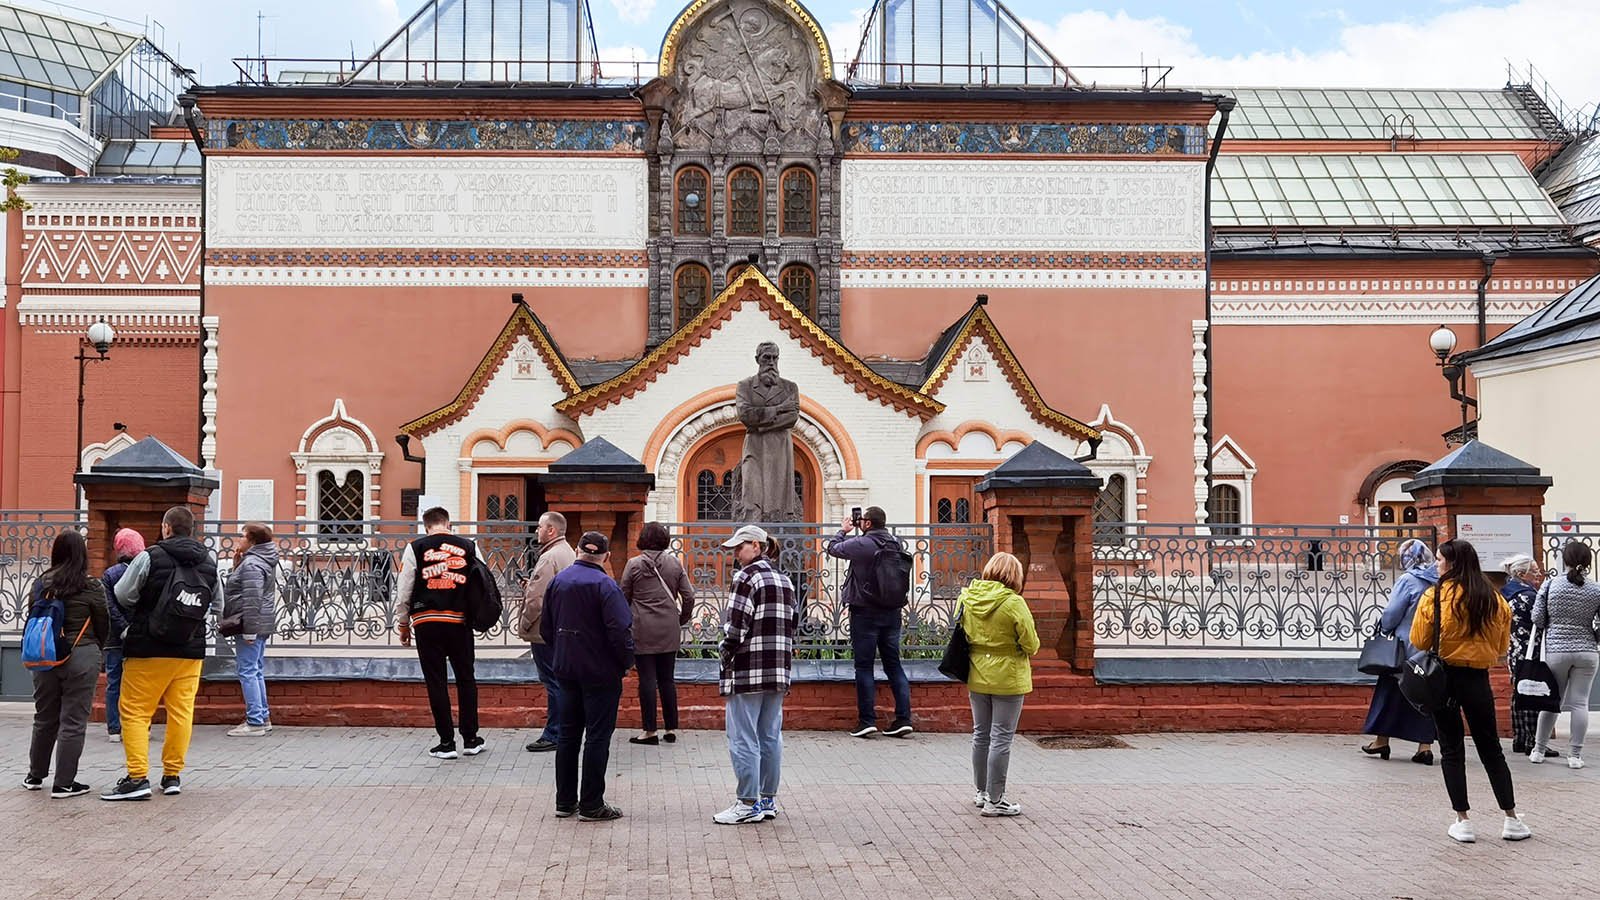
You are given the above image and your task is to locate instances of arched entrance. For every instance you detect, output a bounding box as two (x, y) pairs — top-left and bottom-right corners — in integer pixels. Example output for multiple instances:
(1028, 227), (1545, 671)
(679, 426), (822, 523)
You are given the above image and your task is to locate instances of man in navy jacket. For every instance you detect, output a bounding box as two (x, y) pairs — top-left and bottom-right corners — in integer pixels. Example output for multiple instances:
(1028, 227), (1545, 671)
(541, 531), (634, 821)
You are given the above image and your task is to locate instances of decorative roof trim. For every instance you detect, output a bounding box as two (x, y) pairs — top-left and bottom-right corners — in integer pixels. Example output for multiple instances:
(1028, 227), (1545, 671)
(400, 304), (581, 438)
(297, 398), (381, 454)
(920, 304), (1100, 443)
(557, 265), (942, 419)
(659, 0), (832, 78)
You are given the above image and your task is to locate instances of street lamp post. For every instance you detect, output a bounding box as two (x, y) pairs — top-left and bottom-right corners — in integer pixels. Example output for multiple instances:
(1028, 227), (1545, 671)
(75, 319), (116, 506)
(1428, 324), (1476, 446)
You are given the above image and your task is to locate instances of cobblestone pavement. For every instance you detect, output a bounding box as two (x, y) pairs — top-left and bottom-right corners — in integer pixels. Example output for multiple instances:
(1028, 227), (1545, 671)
(2, 704), (1593, 899)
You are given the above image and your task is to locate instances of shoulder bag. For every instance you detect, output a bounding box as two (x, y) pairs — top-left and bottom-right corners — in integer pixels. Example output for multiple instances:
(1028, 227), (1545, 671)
(1398, 585), (1450, 715)
(937, 604), (971, 683)
(1513, 622), (1563, 713)
(1356, 621), (1405, 676)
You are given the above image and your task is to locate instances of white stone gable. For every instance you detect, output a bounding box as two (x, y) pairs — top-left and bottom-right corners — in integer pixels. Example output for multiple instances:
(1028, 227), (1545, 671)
(921, 333), (1089, 460)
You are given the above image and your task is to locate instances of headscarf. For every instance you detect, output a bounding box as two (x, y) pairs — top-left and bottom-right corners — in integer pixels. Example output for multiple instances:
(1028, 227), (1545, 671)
(1399, 538), (1435, 572)
(113, 527), (146, 562)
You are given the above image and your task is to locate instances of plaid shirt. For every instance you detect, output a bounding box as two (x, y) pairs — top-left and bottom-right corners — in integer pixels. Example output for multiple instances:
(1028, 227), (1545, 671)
(720, 556), (798, 696)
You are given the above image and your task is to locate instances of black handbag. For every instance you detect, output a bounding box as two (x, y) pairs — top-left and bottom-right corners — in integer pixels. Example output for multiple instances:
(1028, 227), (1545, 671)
(1513, 623), (1563, 714)
(1398, 585), (1450, 715)
(938, 606), (971, 683)
(1357, 625), (1405, 676)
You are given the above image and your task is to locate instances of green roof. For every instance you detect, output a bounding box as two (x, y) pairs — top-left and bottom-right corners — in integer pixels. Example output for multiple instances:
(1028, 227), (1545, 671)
(1210, 87), (1547, 141)
(1211, 153), (1564, 228)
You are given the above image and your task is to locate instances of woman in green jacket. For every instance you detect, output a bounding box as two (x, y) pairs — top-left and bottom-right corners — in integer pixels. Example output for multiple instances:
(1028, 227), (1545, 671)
(959, 551), (1041, 817)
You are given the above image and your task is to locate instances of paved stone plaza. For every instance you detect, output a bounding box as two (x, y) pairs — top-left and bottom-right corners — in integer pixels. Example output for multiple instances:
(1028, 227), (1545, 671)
(1, 706), (1592, 899)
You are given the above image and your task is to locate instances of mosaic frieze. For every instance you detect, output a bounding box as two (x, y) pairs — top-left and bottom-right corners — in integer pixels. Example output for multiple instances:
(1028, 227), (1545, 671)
(842, 251), (1205, 269)
(215, 119), (648, 152)
(841, 122), (1207, 155)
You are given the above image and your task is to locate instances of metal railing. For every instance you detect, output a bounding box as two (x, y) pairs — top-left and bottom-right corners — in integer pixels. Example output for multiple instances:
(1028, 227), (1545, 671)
(229, 57), (656, 88)
(1093, 523), (1437, 653)
(844, 62), (1174, 91)
(1544, 520), (1600, 573)
(0, 516), (84, 633)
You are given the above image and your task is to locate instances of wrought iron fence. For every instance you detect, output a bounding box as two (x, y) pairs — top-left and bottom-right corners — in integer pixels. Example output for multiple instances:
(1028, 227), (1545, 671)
(1093, 523), (1437, 653)
(0, 516), (85, 633)
(1544, 521), (1600, 574)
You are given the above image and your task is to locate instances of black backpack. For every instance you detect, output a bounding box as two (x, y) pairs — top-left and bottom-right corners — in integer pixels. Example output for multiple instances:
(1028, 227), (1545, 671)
(148, 552), (211, 645)
(465, 558), (504, 634)
(856, 532), (912, 610)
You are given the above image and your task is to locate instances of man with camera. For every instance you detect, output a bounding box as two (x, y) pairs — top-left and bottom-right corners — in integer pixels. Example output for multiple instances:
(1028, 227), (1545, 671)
(825, 506), (914, 738)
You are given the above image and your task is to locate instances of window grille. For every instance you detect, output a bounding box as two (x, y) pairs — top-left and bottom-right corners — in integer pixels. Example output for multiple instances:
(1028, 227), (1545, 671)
(696, 469), (735, 520)
(317, 470), (365, 535)
(728, 167), (763, 236)
(675, 263), (711, 326)
(779, 264), (815, 317)
(781, 167), (815, 236)
(1208, 484), (1243, 536)
(676, 166), (709, 235)
(1094, 473), (1127, 543)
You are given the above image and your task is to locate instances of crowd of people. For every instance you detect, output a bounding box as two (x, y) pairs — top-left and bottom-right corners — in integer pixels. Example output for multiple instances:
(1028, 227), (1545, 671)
(23, 501), (1592, 839)
(1359, 536), (1600, 842)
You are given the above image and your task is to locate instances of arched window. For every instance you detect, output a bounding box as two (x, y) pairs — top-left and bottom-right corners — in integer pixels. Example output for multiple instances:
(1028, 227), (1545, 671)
(727, 166), (763, 236)
(675, 166), (709, 235)
(781, 167), (815, 236)
(696, 469), (735, 521)
(1379, 506), (1395, 524)
(1208, 484), (1242, 536)
(675, 263), (711, 326)
(317, 470), (365, 535)
(1094, 473), (1127, 544)
(779, 264), (815, 317)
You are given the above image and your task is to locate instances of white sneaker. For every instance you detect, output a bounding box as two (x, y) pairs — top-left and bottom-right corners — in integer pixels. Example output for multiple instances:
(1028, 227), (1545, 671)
(227, 723), (269, 737)
(713, 801), (764, 825)
(973, 791), (989, 809)
(981, 798), (1022, 817)
(1569, 756), (1585, 770)
(1502, 816), (1532, 841)
(1448, 819), (1476, 843)
(1529, 748), (1546, 764)
(107, 733), (121, 744)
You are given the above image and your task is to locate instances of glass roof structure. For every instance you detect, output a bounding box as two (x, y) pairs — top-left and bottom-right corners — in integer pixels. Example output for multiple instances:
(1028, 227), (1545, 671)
(94, 139), (201, 176)
(1211, 153), (1566, 228)
(0, 4), (138, 93)
(1210, 88), (1549, 141)
(1539, 132), (1600, 244)
(847, 0), (1074, 86)
(348, 0), (597, 83)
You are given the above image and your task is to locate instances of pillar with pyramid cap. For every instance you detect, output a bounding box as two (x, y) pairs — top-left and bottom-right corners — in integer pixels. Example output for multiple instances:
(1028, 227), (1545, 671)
(975, 442), (1104, 672)
(540, 437), (657, 580)
(73, 436), (218, 570)
(1401, 440), (1553, 568)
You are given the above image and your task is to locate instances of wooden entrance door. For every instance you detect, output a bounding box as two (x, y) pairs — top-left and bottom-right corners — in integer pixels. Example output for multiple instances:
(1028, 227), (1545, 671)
(476, 475), (545, 582)
(930, 476), (984, 598)
(681, 430), (818, 523)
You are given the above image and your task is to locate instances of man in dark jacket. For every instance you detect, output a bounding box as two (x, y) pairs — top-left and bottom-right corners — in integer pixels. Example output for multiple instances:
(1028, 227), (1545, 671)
(394, 507), (484, 761)
(824, 506), (914, 738)
(541, 531), (634, 821)
(103, 506), (223, 800)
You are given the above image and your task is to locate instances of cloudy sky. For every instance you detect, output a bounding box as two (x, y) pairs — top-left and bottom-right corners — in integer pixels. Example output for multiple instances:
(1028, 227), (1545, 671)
(38, 0), (1600, 115)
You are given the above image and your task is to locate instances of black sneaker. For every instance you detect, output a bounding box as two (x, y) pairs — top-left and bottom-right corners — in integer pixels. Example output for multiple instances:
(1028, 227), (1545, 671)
(554, 804), (577, 818)
(101, 776), (152, 801)
(160, 776), (181, 795)
(22, 775), (43, 791)
(883, 719), (915, 738)
(578, 803), (623, 822)
(462, 736), (486, 756)
(51, 782), (90, 799)
(429, 742), (459, 759)
(849, 722), (878, 738)
(526, 739), (557, 753)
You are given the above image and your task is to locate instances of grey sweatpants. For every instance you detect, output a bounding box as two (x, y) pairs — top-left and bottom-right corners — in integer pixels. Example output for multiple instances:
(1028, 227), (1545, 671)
(29, 643), (102, 789)
(1537, 649), (1599, 758)
(970, 691), (1026, 801)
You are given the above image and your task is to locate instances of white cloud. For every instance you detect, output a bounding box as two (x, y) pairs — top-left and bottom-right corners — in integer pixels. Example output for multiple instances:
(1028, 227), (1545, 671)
(609, 0), (659, 26)
(595, 44), (657, 81)
(1024, 1), (1600, 118)
(824, 7), (873, 74)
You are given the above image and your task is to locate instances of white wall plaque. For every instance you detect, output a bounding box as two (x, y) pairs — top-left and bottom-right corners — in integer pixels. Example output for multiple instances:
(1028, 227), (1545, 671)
(1456, 514), (1535, 569)
(207, 156), (648, 249)
(841, 158), (1206, 252)
(204, 469), (223, 523)
(237, 479), (275, 523)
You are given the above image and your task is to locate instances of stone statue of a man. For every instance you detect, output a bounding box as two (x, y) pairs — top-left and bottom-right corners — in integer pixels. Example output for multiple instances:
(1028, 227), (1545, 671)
(734, 341), (801, 523)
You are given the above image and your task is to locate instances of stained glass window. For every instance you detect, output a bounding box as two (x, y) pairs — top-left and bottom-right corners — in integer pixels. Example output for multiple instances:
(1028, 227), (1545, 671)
(728, 166), (763, 237)
(781, 167), (815, 236)
(676, 166), (709, 235)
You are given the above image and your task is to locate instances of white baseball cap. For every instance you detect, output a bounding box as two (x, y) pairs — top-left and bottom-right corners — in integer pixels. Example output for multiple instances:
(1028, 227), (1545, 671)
(721, 524), (771, 548)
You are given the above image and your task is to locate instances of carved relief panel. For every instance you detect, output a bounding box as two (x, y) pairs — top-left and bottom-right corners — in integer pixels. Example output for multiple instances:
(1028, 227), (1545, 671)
(643, 0), (847, 346)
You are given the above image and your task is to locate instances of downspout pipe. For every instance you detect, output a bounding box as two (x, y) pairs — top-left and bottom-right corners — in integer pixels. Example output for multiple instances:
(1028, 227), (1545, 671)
(1476, 253), (1496, 348)
(1202, 96), (1236, 515)
(179, 95), (207, 463)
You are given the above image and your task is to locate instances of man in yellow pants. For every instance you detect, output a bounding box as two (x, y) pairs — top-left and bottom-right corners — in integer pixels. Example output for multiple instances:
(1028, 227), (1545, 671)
(104, 506), (223, 800)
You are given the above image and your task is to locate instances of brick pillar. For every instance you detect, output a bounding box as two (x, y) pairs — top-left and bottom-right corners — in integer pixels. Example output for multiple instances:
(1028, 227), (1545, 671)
(976, 443), (1102, 672)
(540, 438), (655, 580)
(1403, 440), (1551, 564)
(74, 436), (218, 569)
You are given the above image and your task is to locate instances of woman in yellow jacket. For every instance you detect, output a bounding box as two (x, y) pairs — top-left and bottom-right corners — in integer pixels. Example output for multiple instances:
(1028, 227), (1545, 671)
(958, 551), (1040, 818)
(1410, 539), (1531, 843)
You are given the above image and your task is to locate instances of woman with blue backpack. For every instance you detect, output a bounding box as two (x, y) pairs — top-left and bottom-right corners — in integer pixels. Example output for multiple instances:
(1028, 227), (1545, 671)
(22, 529), (109, 799)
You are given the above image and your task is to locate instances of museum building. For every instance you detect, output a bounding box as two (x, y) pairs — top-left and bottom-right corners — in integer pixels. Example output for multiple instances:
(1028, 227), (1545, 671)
(2, 0), (1597, 533)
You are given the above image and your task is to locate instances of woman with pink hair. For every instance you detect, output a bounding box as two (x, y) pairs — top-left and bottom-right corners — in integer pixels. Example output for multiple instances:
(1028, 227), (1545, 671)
(99, 528), (146, 743)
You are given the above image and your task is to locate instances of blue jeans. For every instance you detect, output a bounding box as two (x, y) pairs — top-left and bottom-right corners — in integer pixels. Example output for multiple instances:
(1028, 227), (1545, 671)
(850, 606), (912, 726)
(103, 646), (124, 734)
(232, 636), (270, 726)
(532, 643), (562, 743)
(555, 678), (621, 812)
(725, 690), (784, 802)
